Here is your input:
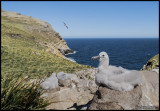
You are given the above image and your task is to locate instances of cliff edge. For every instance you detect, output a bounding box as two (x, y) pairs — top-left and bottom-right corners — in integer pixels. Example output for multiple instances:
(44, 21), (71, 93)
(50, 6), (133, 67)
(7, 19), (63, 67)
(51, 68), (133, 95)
(1, 9), (73, 58)
(1, 9), (91, 79)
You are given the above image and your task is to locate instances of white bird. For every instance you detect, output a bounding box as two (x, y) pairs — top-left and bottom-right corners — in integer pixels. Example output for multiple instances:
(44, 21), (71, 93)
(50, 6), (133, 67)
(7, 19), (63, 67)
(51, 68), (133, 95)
(92, 51), (142, 91)
(40, 73), (58, 90)
(57, 72), (72, 80)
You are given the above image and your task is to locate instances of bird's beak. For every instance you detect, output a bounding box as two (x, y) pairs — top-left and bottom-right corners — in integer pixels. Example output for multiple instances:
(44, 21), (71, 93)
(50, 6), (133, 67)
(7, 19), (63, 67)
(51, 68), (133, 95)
(91, 56), (100, 60)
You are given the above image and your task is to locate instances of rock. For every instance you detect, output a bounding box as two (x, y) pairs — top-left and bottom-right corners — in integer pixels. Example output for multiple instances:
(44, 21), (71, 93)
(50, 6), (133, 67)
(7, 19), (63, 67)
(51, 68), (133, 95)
(141, 54), (159, 71)
(75, 68), (98, 93)
(151, 69), (159, 73)
(41, 69), (98, 110)
(138, 71), (159, 109)
(89, 85), (142, 110)
(58, 48), (74, 55)
(64, 49), (74, 55)
(9, 33), (21, 38)
(57, 72), (73, 87)
(58, 79), (72, 87)
(41, 87), (94, 110)
(67, 100), (93, 110)
(89, 70), (159, 110)
(75, 68), (98, 81)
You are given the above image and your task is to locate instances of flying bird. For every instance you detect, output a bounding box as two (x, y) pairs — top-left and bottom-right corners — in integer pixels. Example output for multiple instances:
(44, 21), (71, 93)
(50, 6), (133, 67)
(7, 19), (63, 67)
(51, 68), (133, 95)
(63, 22), (68, 29)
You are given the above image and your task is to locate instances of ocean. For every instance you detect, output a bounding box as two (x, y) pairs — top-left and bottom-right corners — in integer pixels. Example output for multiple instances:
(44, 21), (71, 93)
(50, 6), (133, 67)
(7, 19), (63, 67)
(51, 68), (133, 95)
(64, 38), (159, 70)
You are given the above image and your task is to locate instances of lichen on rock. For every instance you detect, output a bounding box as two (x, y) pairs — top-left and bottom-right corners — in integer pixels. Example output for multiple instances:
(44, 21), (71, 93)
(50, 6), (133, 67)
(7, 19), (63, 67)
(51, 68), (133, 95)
(141, 54), (159, 71)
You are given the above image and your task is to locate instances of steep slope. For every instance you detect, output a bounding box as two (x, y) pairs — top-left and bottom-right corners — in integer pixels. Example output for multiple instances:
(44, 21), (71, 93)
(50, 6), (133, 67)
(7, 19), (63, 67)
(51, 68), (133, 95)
(1, 10), (73, 57)
(1, 9), (92, 79)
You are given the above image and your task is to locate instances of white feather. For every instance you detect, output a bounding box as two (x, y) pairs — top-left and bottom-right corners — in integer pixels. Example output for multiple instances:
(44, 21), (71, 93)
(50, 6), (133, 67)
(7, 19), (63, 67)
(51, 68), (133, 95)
(57, 72), (72, 80)
(41, 73), (58, 90)
(92, 51), (142, 91)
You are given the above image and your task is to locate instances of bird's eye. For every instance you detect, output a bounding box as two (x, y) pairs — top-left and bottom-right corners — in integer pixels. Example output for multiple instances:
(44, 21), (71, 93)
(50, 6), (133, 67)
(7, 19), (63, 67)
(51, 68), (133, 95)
(102, 55), (105, 57)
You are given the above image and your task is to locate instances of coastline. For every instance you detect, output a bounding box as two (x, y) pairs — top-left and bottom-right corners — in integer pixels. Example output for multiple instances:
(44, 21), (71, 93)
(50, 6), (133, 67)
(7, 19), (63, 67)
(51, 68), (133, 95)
(65, 51), (77, 62)
(65, 51), (77, 56)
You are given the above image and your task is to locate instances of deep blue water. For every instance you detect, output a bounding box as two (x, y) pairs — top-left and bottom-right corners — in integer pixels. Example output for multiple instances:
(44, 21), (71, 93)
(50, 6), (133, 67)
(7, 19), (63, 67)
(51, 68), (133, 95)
(64, 38), (159, 70)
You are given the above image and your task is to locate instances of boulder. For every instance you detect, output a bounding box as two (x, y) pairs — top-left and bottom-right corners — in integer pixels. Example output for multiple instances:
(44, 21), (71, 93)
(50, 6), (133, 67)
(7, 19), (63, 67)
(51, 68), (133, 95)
(89, 71), (159, 110)
(58, 49), (74, 55)
(89, 85), (142, 110)
(42, 86), (94, 110)
(57, 72), (73, 87)
(58, 79), (72, 87)
(41, 69), (98, 110)
(138, 71), (159, 109)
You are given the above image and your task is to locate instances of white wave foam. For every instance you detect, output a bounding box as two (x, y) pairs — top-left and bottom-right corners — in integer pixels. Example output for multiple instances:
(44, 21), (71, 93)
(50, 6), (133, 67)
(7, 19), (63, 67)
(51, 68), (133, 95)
(67, 57), (76, 62)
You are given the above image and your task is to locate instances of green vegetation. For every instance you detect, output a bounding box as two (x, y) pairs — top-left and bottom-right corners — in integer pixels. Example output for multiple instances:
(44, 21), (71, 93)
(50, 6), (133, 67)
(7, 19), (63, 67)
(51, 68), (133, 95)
(1, 11), (92, 79)
(1, 74), (50, 110)
(141, 54), (159, 70)
(150, 54), (159, 65)
(1, 44), (91, 79)
(1, 10), (92, 110)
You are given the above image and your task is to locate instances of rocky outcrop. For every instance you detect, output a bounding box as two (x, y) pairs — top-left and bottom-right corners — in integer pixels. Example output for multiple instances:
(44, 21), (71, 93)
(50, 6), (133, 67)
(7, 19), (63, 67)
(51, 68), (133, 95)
(41, 68), (98, 110)
(43, 87), (94, 110)
(89, 85), (142, 110)
(141, 54), (159, 73)
(58, 48), (74, 55)
(40, 68), (159, 110)
(89, 70), (159, 110)
(138, 71), (159, 109)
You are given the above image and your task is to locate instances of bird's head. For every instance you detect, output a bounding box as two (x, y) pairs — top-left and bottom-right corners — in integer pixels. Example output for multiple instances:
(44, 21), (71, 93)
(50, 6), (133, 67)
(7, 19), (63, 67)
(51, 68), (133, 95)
(91, 51), (109, 61)
(92, 51), (110, 69)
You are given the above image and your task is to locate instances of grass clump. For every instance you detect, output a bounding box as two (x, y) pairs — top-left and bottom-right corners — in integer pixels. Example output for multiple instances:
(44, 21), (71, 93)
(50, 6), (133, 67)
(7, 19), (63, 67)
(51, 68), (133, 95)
(1, 74), (50, 110)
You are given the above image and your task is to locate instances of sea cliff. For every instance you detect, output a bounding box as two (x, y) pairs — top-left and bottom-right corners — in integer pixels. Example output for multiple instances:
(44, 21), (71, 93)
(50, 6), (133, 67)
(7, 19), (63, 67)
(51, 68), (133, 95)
(1, 9), (73, 57)
(1, 9), (91, 79)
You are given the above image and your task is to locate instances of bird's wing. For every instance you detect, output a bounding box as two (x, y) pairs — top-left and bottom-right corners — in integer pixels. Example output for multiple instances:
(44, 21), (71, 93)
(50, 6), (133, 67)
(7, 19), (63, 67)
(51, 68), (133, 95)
(108, 73), (126, 83)
(108, 70), (139, 84)
(124, 70), (141, 84)
(63, 22), (66, 26)
(63, 22), (68, 29)
(108, 66), (130, 76)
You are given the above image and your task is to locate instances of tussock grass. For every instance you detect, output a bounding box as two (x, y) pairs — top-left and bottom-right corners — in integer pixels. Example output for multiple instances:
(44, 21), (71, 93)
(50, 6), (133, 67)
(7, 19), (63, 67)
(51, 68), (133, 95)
(1, 45), (91, 79)
(1, 74), (50, 110)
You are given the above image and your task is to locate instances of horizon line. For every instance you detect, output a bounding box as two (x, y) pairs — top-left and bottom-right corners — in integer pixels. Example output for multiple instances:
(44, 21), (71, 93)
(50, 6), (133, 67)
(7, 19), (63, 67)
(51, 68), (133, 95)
(62, 37), (159, 39)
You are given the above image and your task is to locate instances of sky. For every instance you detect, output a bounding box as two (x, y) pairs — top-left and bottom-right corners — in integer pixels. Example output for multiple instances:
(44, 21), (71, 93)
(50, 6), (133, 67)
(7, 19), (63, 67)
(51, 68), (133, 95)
(1, 1), (159, 38)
